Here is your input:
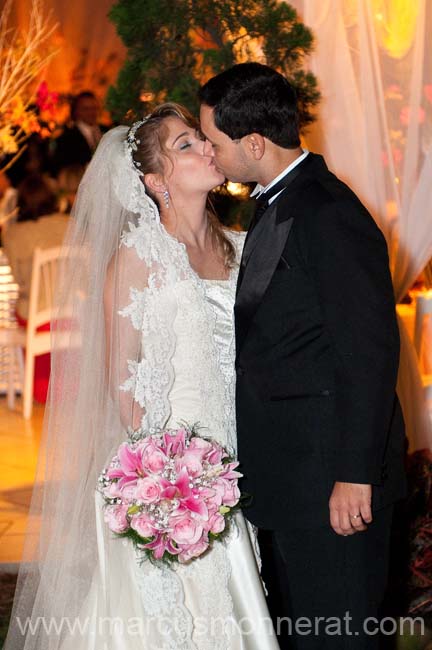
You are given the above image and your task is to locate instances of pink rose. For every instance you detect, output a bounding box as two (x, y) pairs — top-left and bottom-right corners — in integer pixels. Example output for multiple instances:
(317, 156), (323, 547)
(171, 514), (204, 546)
(131, 513), (156, 539)
(135, 477), (161, 504)
(141, 441), (167, 474)
(178, 451), (203, 476)
(221, 480), (241, 507)
(178, 538), (209, 563)
(118, 482), (138, 502)
(208, 511), (226, 535)
(187, 437), (213, 460)
(104, 505), (129, 533)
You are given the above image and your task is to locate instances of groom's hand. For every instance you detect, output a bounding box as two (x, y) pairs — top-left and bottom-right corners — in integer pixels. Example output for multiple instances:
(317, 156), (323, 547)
(329, 482), (372, 535)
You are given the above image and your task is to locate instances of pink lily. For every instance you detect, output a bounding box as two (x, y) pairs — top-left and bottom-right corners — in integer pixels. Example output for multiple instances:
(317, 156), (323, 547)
(143, 533), (180, 559)
(107, 442), (147, 488)
(162, 429), (187, 455)
(160, 468), (209, 519)
(219, 461), (243, 480)
(206, 446), (226, 465)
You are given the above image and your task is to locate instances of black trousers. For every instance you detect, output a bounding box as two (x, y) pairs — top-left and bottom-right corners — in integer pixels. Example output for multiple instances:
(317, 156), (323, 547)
(259, 506), (394, 649)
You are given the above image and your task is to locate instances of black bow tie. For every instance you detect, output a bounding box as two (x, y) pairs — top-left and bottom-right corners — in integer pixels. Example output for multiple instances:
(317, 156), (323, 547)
(251, 172), (294, 229)
(246, 156), (310, 238)
(253, 195), (271, 224)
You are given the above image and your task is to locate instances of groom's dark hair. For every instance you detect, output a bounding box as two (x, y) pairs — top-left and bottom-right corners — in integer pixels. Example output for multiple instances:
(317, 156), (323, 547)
(199, 62), (300, 149)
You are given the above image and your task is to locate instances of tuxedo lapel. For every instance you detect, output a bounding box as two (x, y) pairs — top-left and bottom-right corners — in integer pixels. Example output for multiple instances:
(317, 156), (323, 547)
(238, 155), (310, 287)
(234, 153), (327, 352)
(235, 202), (294, 349)
(238, 201), (271, 275)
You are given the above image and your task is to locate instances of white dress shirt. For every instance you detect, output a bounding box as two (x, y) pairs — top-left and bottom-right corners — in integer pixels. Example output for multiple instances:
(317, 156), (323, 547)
(76, 121), (102, 151)
(250, 149), (309, 204)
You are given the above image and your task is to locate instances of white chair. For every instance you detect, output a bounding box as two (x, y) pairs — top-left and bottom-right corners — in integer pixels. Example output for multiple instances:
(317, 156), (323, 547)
(24, 245), (80, 419)
(0, 246), (75, 419)
(413, 293), (432, 401)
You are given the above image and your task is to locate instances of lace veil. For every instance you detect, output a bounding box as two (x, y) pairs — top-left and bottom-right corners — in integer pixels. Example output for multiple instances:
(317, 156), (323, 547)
(4, 126), (183, 649)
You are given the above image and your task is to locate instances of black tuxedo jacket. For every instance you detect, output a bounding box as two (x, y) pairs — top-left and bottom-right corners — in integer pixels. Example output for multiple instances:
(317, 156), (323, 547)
(235, 153), (406, 530)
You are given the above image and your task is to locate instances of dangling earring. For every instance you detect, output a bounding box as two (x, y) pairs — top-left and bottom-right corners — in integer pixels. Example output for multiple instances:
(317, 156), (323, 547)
(163, 189), (170, 208)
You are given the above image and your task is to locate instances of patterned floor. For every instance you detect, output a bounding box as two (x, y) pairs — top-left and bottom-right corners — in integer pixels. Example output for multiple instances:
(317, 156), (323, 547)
(0, 398), (44, 567)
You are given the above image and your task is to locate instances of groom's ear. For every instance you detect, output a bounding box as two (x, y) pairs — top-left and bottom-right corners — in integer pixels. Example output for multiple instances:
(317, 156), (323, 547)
(144, 173), (166, 197)
(243, 133), (265, 161)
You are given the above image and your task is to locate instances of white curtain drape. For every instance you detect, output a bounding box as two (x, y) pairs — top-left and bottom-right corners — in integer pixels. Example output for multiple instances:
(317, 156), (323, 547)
(289, 0), (432, 450)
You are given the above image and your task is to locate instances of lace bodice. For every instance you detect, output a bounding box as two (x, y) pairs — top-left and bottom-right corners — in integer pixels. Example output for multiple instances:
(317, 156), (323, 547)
(120, 225), (245, 453)
(166, 276), (237, 452)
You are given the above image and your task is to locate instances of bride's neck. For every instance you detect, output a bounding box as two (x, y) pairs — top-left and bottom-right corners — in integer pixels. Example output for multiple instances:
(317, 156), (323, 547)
(160, 195), (210, 249)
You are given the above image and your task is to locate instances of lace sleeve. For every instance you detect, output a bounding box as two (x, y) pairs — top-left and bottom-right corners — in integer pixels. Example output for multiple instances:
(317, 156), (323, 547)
(104, 243), (148, 430)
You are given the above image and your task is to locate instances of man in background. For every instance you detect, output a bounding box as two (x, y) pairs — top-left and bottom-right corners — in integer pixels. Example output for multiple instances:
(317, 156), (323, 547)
(52, 91), (106, 174)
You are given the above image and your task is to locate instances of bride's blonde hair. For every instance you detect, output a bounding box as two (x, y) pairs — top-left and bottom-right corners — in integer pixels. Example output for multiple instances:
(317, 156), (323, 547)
(132, 102), (236, 269)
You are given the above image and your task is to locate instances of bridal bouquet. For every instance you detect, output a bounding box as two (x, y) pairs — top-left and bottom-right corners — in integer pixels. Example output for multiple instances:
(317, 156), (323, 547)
(98, 425), (242, 564)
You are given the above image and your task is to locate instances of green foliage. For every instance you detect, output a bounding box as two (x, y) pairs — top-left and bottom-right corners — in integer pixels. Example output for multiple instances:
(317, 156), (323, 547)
(107, 0), (320, 125)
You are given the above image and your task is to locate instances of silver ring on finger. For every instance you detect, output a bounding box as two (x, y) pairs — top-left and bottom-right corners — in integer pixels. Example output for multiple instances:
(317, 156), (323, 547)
(350, 514), (360, 519)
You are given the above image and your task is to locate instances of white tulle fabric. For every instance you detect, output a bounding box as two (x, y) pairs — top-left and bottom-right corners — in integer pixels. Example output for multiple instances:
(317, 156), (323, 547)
(290, 0), (432, 450)
(4, 126), (277, 649)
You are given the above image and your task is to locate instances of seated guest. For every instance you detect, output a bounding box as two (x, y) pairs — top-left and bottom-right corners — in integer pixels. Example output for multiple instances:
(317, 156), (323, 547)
(51, 91), (106, 174)
(2, 174), (69, 403)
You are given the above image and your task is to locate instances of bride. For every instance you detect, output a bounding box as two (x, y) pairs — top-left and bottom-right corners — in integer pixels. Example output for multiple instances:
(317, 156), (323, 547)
(5, 103), (279, 649)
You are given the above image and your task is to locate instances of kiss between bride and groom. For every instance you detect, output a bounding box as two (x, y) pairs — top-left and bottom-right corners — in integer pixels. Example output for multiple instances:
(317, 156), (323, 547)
(5, 63), (405, 650)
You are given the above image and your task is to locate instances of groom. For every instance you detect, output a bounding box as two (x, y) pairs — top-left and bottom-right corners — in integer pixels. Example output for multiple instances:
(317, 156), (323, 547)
(199, 63), (406, 649)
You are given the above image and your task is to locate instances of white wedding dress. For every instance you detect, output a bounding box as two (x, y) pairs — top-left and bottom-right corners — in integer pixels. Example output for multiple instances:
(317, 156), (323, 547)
(61, 229), (279, 650)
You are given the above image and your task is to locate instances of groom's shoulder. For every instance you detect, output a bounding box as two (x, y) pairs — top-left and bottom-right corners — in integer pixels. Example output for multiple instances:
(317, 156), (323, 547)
(296, 158), (361, 210)
(290, 162), (370, 224)
(287, 163), (383, 243)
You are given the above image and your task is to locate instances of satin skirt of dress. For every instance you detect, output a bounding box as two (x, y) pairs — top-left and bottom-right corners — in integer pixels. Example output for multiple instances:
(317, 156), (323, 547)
(59, 493), (279, 650)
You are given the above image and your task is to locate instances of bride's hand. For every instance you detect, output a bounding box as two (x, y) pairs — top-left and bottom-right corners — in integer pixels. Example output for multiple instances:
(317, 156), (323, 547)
(329, 482), (372, 536)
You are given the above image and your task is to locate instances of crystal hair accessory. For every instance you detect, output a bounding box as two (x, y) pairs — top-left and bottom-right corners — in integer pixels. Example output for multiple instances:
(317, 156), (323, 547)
(125, 115), (152, 174)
